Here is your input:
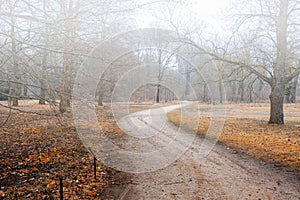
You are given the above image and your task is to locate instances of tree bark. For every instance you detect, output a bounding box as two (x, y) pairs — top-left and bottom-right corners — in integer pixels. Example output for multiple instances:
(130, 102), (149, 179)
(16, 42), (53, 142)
(39, 49), (47, 105)
(10, 7), (19, 106)
(59, 59), (72, 112)
(269, 83), (285, 124)
(59, 94), (69, 113)
(39, 0), (48, 105)
(290, 74), (299, 103)
(203, 82), (207, 102)
(39, 80), (46, 105)
(156, 84), (160, 103)
(217, 66), (224, 104)
(269, 0), (289, 124)
(59, 0), (77, 112)
(184, 66), (191, 99)
(239, 80), (245, 102)
(98, 89), (103, 106)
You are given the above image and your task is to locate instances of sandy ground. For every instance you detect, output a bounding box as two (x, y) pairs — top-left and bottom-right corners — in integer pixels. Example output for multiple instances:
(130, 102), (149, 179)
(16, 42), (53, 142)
(101, 103), (300, 200)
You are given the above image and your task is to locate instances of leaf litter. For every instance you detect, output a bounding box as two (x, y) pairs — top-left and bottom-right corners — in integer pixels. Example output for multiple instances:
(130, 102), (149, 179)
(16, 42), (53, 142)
(0, 104), (125, 199)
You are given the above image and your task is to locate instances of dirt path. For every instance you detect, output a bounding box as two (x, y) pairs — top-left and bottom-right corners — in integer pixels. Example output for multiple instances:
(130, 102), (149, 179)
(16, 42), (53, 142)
(101, 104), (300, 200)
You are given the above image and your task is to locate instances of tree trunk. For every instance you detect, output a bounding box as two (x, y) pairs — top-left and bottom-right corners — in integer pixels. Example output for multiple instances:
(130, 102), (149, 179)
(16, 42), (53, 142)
(39, 0), (48, 105)
(59, 0), (77, 112)
(290, 74), (299, 103)
(184, 66), (191, 99)
(23, 85), (27, 97)
(249, 89), (253, 103)
(218, 76), (224, 104)
(11, 83), (19, 106)
(39, 80), (46, 105)
(59, 94), (68, 113)
(59, 68), (70, 113)
(11, 95), (19, 106)
(39, 59), (47, 104)
(269, 83), (285, 124)
(156, 84), (160, 103)
(98, 90), (103, 106)
(239, 80), (245, 102)
(10, 8), (19, 106)
(203, 82), (208, 102)
(269, 0), (289, 124)
(59, 67), (71, 112)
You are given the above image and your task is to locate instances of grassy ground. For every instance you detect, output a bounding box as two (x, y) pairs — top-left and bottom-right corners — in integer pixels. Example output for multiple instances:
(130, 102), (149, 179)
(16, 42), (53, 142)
(167, 103), (300, 171)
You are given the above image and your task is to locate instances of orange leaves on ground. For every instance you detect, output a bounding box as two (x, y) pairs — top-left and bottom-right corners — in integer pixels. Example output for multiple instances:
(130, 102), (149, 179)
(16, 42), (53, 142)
(21, 127), (41, 134)
(25, 152), (63, 164)
(0, 105), (120, 199)
(168, 105), (300, 171)
(47, 180), (56, 188)
(99, 121), (123, 134)
(96, 107), (124, 134)
(218, 118), (300, 170)
(32, 167), (38, 172)
(19, 169), (29, 173)
(167, 111), (210, 134)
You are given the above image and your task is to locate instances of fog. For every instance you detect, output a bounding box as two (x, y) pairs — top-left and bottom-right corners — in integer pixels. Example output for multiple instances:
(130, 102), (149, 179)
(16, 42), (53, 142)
(0, 0), (299, 124)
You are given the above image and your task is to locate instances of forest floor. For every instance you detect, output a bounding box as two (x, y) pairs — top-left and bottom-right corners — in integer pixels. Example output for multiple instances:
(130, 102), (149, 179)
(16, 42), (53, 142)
(0, 101), (163, 199)
(0, 100), (178, 199)
(0, 101), (299, 199)
(167, 103), (300, 172)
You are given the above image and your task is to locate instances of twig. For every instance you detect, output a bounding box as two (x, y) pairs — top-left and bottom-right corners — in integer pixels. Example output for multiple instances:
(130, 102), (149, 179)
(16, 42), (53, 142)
(0, 102), (61, 117)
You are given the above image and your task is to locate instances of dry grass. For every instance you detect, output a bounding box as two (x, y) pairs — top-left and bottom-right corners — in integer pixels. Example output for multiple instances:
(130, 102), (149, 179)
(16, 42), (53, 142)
(167, 103), (300, 171)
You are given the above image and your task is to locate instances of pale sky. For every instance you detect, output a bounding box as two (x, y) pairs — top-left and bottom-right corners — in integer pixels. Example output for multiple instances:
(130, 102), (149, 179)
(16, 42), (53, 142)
(186, 0), (230, 15)
(135, 0), (232, 34)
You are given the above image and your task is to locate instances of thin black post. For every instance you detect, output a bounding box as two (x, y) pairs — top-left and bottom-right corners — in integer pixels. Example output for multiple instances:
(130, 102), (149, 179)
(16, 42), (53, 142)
(88, 147), (97, 180)
(59, 177), (63, 200)
(94, 156), (97, 179)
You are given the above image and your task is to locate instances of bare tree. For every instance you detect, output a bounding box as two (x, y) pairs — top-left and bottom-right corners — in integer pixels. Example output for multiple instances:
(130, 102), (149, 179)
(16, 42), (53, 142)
(8, 1), (20, 106)
(180, 0), (300, 124)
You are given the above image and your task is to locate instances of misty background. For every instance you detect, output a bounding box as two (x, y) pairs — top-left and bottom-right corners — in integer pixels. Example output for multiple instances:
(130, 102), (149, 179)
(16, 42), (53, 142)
(0, 0), (299, 124)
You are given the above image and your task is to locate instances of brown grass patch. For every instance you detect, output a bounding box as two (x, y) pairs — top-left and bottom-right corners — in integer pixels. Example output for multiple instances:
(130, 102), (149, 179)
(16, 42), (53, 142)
(167, 103), (300, 171)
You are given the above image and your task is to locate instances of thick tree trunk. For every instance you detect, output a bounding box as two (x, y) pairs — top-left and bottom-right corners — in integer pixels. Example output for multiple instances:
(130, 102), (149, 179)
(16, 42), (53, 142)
(269, 0), (289, 124)
(59, 0), (76, 112)
(269, 84), (285, 124)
